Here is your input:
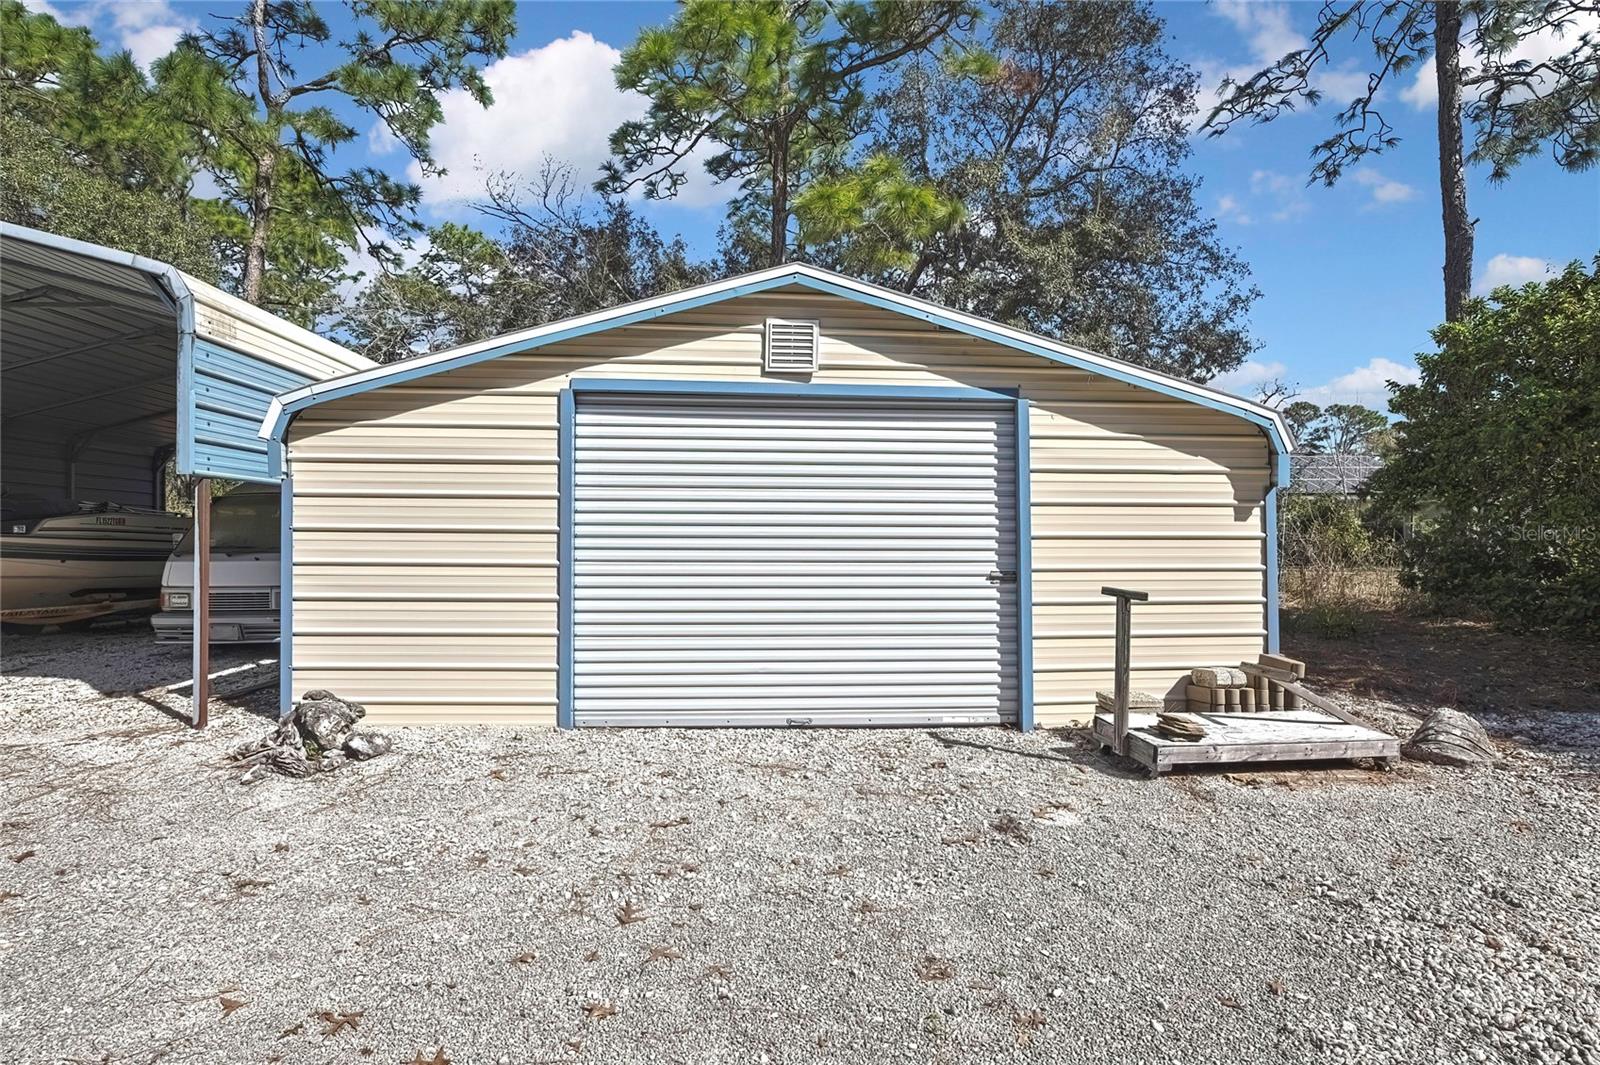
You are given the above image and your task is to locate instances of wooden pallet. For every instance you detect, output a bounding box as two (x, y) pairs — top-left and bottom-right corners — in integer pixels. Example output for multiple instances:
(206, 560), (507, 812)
(1091, 708), (1399, 775)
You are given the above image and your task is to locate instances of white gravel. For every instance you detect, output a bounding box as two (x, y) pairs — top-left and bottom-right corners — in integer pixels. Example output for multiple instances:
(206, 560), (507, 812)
(2, 630), (1597, 1064)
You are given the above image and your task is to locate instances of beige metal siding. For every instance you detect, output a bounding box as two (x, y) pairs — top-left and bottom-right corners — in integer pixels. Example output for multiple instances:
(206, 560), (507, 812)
(287, 287), (1269, 726)
(186, 276), (374, 379)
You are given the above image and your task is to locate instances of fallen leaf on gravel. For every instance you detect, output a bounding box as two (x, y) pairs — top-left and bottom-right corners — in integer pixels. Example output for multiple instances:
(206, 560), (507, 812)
(404, 1050), (450, 1065)
(0, 890), (21, 902)
(1485, 934), (1503, 950)
(468, 853), (489, 868)
(616, 900), (649, 925)
(644, 945), (684, 964)
(941, 831), (982, 846)
(1218, 994), (1243, 1009)
(566, 1038), (584, 1053)
(650, 816), (690, 829)
(582, 1001), (618, 1020)
(315, 1009), (363, 1036)
(915, 955), (955, 982)
(513, 864), (536, 877)
(230, 876), (272, 897)
(1509, 819), (1533, 833)
(487, 768), (508, 781)
(279, 1022), (304, 1038)
(1013, 1009), (1045, 1047)
(990, 815), (1031, 842)
(823, 864), (851, 877)
(510, 950), (538, 965)
(219, 994), (247, 1018)
(1034, 867), (1056, 878)
(10, 850), (35, 863)
(273, 842), (289, 853)
(704, 964), (733, 980)
(1266, 979), (1286, 997)
(929, 759), (947, 769)
(853, 898), (883, 915)
(584, 949), (601, 962)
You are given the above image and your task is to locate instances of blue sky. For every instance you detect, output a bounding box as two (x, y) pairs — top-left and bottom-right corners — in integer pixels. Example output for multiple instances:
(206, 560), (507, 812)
(31, 0), (1600, 410)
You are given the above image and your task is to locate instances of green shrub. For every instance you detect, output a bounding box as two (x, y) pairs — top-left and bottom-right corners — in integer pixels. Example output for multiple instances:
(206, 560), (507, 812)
(1367, 259), (1600, 638)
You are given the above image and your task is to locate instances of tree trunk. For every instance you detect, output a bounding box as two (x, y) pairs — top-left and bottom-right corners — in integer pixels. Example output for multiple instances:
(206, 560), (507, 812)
(1433, 1), (1472, 322)
(770, 133), (789, 266)
(242, 150), (275, 306)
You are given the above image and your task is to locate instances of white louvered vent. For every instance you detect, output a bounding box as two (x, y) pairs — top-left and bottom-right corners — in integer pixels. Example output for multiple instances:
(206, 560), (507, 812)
(764, 318), (821, 374)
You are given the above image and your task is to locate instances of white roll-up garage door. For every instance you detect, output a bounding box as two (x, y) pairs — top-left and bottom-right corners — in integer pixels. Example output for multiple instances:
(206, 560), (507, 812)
(570, 392), (1020, 727)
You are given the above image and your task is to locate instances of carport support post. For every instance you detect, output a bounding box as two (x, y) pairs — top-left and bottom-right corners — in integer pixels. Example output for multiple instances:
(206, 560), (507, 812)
(192, 478), (211, 728)
(1101, 586), (1149, 756)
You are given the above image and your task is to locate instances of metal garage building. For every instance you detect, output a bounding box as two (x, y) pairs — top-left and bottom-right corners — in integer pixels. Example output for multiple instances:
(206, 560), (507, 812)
(1, 223), (373, 720)
(262, 264), (1292, 730)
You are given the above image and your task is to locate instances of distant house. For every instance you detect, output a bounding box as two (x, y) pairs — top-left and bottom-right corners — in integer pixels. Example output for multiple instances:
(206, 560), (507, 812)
(1290, 453), (1384, 496)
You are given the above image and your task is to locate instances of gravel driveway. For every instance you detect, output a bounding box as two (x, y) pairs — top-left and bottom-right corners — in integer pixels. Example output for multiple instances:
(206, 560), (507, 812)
(2, 630), (1597, 1065)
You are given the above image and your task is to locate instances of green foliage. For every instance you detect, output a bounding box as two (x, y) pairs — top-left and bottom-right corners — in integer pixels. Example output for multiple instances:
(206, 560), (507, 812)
(792, 153), (965, 273)
(1368, 259), (1600, 637)
(0, 112), (221, 281)
(0, 3), (220, 278)
(154, 0), (515, 312)
(1281, 495), (1378, 569)
(849, 0), (1257, 380)
(1286, 401), (1390, 454)
(338, 164), (712, 361)
(601, 0), (974, 265)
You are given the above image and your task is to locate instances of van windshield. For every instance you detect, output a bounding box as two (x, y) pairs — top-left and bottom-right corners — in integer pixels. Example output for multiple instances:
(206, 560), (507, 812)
(174, 493), (279, 556)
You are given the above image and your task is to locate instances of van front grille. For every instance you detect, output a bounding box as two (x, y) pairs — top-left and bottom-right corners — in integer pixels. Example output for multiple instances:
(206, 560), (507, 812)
(209, 590), (273, 613)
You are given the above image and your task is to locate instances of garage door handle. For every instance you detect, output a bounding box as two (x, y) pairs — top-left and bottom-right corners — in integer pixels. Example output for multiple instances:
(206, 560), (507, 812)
(987, 570), (1017, 584)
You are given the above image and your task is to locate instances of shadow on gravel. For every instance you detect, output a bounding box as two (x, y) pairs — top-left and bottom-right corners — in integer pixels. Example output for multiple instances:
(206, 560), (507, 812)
(926, 729), (1152, 781)
(2, 629), (281, 726)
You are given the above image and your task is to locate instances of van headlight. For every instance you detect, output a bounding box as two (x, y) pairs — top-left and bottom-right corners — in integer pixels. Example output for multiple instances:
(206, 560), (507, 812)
(162, 591), (191, 610)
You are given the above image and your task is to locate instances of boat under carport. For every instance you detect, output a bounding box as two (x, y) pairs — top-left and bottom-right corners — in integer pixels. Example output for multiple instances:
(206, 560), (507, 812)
(0, 222), (373, 723)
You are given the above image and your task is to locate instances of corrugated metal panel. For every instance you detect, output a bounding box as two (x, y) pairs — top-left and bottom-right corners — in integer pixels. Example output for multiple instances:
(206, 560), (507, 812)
(570, 393), (1019, 727)
(287, 290), (1271, 727)
(188, 339), (314, 481)
(1, 225), (369, 500)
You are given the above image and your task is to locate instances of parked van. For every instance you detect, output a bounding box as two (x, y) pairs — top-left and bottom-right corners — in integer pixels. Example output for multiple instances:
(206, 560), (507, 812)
(151, 485), (280, 644)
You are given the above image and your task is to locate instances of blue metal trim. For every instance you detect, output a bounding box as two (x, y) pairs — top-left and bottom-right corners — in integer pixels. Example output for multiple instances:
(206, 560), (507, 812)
(279, 456), (293, 718)
(189, 339), (311, 483)
(1264, 487), (1281, 654)
(1013, 396), (1035, 732)
(556, 387), (576, 730)
(568, 378), (1020, 403)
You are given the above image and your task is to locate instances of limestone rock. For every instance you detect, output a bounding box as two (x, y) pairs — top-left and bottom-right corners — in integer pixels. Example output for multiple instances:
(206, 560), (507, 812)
(1401, 708), (1498, 767)
(297, 690), (366, 751)
(344, 730), (393, 760)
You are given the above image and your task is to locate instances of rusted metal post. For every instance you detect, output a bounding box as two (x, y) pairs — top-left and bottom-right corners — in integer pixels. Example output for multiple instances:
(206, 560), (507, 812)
(193, 478), (211, 728)
(1100, 586), (1148, 756)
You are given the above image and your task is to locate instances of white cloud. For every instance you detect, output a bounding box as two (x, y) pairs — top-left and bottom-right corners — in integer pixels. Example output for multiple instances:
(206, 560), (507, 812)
(415, 32), (729, 211)
(21, 0), (66, 20)
(90, 0), (194, 70)
(1214, 1), (1306, 62)
(1402, 11), (1600, 110)
(1250, 169), (1310, 221)
(1350, 167), (1417, 206)
(1211, 356), (1420, 410)
(1196, 3), (1373, 123)
(1302, 357), (1421, 408)
(1209, 359), (1289, 398)
(1474, 253), (1554, 294)
(1216, 193), (1252, 225)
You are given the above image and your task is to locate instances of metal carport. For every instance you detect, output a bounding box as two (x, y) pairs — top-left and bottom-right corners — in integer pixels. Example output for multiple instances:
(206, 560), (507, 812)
(0, 223), (373, 723)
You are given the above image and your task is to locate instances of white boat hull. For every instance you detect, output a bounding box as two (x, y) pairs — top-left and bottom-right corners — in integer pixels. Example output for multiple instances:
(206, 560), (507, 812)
(1, 506), (187, 625)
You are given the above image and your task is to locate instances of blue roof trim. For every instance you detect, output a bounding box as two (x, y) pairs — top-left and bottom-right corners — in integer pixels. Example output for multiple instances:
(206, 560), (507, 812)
(261, 264), (1290, 471)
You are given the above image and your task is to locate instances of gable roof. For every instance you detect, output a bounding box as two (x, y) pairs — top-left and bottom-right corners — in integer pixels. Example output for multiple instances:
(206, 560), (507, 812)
(261, 262), (1292, 475)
